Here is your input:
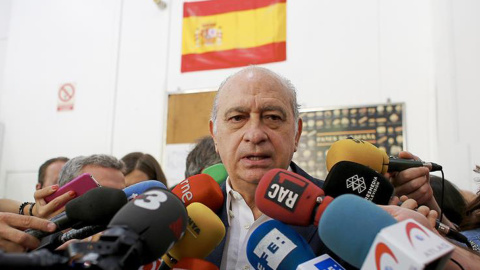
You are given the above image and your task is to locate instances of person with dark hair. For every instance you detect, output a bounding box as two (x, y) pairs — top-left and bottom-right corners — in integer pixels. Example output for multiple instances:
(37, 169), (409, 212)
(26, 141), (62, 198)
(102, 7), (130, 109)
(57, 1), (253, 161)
(121, 152), (168, 187)
(185, 136), (222, 178)
(460, 192), (480, 250)
(36, 157), (69, 190)
(430, 175), (467, 226)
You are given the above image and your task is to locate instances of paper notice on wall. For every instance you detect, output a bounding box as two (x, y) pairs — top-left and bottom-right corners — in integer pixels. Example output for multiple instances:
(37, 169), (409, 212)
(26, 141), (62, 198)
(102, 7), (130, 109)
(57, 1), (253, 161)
(57, 83), (76, 111)
(164, 143), (194, 187)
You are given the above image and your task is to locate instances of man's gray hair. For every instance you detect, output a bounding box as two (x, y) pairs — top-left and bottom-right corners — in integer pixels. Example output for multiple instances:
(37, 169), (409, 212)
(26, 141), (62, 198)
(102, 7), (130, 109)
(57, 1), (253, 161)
(210, 66), (300, 134)
(58, 154), (125, 187)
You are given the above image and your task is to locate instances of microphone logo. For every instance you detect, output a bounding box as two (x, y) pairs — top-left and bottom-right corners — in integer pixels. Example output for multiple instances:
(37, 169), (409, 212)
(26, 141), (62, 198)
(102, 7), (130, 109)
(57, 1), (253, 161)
(265, 171), (307, 212)
(253, 228), (297, 270)
(346, 175), (367, 193)
(134, 189), (168, 210)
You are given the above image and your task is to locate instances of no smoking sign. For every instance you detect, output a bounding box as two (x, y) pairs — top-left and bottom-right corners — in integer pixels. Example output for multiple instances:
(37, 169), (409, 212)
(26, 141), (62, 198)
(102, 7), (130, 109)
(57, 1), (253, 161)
(57, 83), (75, 111)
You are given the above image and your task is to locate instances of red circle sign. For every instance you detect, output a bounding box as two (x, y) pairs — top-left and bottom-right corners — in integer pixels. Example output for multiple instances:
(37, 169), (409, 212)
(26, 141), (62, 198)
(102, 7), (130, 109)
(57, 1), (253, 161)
(58, 83), (75, 102)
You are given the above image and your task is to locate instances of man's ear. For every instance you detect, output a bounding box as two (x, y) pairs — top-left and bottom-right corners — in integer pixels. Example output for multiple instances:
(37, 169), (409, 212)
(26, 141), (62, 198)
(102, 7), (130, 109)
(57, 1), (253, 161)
(35, 183), (42, 190)
(209, 120), (219, 153)
(294, 118), (303, 152)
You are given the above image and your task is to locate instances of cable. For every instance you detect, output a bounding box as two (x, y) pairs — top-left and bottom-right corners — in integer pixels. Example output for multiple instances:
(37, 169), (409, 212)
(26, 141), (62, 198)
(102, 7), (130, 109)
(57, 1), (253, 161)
(450, 257), (465, 270)
(439, 169), (445, 223)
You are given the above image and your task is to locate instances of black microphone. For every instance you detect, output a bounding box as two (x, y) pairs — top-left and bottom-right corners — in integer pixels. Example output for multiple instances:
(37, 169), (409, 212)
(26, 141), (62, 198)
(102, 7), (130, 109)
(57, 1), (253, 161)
(69, 187), (189, 270)
(0, 249), (69, 269)
(435, 220), (471, 247)
(323, 160), (394, 204)
(326, 138), (442, 174)
(26, 187), (127, 240)
(389, 156), (443, 172)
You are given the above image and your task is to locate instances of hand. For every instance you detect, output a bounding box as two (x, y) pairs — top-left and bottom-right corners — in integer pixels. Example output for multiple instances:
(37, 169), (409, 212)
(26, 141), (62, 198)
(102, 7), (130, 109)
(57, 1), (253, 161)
(379, 204), (437, 232)
(388, 151), (436, 209)
(0, 213), (56, 252)
(32, 185), (76, 219)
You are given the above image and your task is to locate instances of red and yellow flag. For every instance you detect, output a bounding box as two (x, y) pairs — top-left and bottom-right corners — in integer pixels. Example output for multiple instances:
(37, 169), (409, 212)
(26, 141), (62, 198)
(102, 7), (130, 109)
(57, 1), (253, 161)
(181, 0), (287, 73)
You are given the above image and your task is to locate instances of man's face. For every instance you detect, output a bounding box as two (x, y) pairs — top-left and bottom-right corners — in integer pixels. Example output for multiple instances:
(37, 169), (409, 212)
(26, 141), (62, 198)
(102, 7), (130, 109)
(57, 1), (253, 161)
(210, 69), (302, 187)
(81, 165), (126, 189)
(39, 161), (66, 189)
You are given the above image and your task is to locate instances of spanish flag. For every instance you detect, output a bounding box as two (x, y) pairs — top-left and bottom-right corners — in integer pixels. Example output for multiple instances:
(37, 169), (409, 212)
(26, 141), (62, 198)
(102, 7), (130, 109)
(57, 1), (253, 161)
(181, 0), (287, 73)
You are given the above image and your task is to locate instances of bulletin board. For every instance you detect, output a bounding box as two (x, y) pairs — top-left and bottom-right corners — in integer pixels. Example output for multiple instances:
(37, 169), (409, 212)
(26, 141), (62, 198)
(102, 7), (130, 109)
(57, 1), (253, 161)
(166, 91), (217, 144)
(292, 103), (406, 180)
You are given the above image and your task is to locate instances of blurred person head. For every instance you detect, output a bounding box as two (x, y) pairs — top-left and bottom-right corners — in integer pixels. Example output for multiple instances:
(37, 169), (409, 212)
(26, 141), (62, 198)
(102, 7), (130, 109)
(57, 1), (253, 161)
(121, 152), (167, 187)
(185, 136), (222, 178)
(36, 157), (69, 190)
(58, 154), (126, 189)
(461, 193), (480, 231)
(430, 175), (467, 226)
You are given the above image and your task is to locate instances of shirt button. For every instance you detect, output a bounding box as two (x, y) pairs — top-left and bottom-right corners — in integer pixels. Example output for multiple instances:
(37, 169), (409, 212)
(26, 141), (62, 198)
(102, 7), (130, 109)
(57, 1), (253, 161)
(228, 210), (235, 219)
(243, 266), (250, 270)
(244, 224), (250, 230)
(233, 192), (242, 200)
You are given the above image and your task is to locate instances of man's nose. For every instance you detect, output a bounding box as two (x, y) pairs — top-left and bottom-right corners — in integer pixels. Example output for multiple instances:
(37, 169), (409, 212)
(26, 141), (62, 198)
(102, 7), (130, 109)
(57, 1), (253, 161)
(243, 119), (268, 144)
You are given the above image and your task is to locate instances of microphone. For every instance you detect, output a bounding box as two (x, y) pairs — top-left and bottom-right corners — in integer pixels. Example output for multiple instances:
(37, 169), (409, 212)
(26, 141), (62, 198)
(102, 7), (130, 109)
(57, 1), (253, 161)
(27, 187), (128, 239)
(296, 254), (346, 270)
(69, 187), (189, 269)
(37, 181), (165, 251)
(435, 220), (471, 246)
(255, 168), (333, 226)
(318, 194), (454, 269)
(326, 138), (442, 174)
(323, 160), (394, 204)
(173, 257), (219, 270)
(201, 163), (228, 185)
(171, 174), (224, 212)
(246, 220), (315, 270)
(160, 202), (226, 269)
(123, 180), (167, 200)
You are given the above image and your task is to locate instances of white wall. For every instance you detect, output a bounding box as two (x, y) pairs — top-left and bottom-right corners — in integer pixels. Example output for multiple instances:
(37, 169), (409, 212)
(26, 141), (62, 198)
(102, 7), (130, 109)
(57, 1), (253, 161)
(0, 0), (479, 201)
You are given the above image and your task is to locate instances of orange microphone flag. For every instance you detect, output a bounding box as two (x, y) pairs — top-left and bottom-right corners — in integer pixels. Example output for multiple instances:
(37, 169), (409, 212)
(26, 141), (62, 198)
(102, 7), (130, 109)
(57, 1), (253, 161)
(181, 0), (287, 72)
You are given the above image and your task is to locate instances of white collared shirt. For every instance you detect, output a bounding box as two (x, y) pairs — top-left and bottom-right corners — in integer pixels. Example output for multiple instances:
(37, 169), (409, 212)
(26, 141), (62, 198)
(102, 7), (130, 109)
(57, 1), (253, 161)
(220, 178), (271, 270)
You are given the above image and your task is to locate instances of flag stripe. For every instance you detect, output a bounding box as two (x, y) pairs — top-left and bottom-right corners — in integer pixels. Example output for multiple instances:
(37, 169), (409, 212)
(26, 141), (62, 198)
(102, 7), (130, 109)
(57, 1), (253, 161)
(182, 2), (286, 55)
(183, 0), (286, 18)
(181, 41), (286, 72)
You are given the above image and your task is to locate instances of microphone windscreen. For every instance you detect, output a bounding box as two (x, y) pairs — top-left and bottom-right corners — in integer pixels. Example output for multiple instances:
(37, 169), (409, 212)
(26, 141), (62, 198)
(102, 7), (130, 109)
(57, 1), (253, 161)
(162, 202), (226, 267)
(323, 161), (394, 204)
(326, 138), (390, 174)
(255, 169), (324, 226)
(109, 187), (188, 263)
(247, 220), (315, 270)
(172, 174), (224, 212)
(65, 187), (128, 225)
(123, 180), (167, 200)
(201, 163), (228, 185)
(318, 194), (396, 268)
(173, 257), (219, 270)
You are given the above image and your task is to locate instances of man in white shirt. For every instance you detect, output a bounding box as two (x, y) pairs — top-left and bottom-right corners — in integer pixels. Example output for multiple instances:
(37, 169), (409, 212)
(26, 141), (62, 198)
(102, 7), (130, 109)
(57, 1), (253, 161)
(205, 66), (438, 270)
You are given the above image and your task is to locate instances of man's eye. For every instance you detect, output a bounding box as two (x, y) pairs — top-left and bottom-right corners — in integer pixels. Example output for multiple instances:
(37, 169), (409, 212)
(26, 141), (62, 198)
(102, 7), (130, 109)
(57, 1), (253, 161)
(229, 115), (244, 122)
(265, 115), (282, 121)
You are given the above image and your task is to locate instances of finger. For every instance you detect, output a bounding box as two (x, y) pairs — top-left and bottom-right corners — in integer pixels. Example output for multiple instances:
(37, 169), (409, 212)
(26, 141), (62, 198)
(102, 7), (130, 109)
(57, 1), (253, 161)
(400, 198), (418, 210)
(404, 184), (433, 205)
(389, 196), (400, 206)
(399, 195), (409, 202)
(397, 151), (420, 161)
(40, 191), (76, 218)
(0, 238), (27, 253)
(427, 210), (438, 230)
(0, 213), (56, 232)
(391, 167), (430, 187)
(34, 185), (59, 205)
(394, 174), (430, 198)
(416, 205), (430, 217)
(56, 239), (79, 251)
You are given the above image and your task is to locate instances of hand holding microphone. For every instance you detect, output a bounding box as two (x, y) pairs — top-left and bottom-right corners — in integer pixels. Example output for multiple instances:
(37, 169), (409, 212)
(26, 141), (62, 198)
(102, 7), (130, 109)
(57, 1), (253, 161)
(326, 138), (442, 174)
